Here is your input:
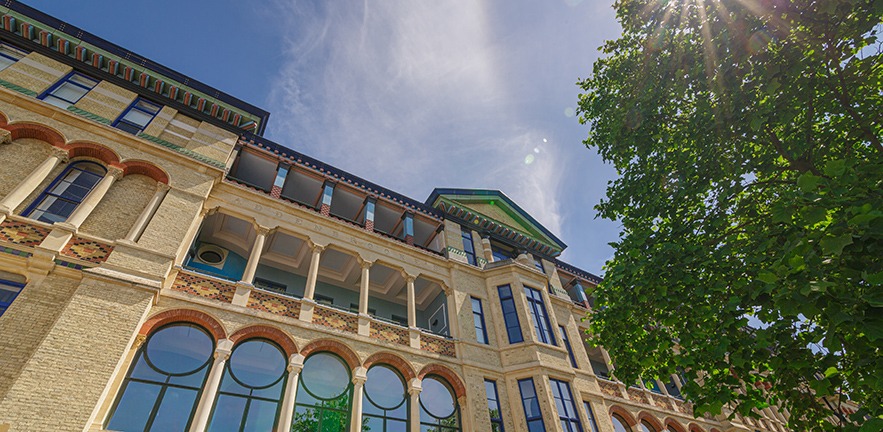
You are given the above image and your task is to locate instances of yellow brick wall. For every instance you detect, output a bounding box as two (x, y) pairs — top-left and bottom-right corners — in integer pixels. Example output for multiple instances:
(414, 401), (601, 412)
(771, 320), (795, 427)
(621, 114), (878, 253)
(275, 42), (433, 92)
(141, 106), (175, 138)
(158, 111), (200, 147)
(186, 121), (238, 163)
(79, 173), (156, 240)
(0, 138), (53, 199)
(73, 80), (137, 122)
(0, 53), (71, 95)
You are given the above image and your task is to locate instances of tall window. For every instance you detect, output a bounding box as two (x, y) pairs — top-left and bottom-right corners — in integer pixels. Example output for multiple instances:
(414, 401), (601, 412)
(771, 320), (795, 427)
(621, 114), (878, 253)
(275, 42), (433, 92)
(23, 161), (106, 224)
(0, 279), (25, 317)
(497, 285), (523, 344)
(583, 401), (600, 432)
(293, 352), (353, 431)
(644, 379), (662, 394)
(560, 326), (578, 368)
(0, 42), (27, 71)
(640, 420), (657, 432)
(114, 98), (162, 135)
(39, 72), (98, 109)
(461, 230), (477, 266)
(664, 376), (683, 399)
(362, 365), (408, 431)
(419, 376), (460, 431)
(518, 378), (545, 432)
(550, 379), (583, 432)
(472, 297), (489, 344)
(208, 339), (287, 432)
(484, 379), (505, 432)
(524, 286), (556, 345)
(533, 256), (545, 273)
(106, 324), (214, 431)
(611, 414), (631, 432)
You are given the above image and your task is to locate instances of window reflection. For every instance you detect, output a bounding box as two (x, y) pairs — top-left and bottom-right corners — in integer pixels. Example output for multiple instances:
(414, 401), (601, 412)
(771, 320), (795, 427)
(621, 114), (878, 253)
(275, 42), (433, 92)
(292, 352), (353, 431)
(419, 376), (460, 431)
(612, 414), (631, 432)
(363, 365), (408, 431)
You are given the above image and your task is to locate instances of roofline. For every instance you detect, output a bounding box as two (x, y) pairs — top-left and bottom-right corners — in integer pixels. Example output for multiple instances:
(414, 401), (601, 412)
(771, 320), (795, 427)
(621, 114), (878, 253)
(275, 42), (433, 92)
(426, 188), (567, 249)
(554, 259), (603, 285)
(7, 0), (270, 135)
(241, 132), (443, 219)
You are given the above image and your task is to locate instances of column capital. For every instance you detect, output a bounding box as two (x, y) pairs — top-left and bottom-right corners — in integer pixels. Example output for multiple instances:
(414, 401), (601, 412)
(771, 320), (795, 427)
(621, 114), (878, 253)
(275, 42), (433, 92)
(132, 333), (148, 349)
(200, 206), (219, 217)
(402, 272), (417, 283)
(408, 377), (422, 395)
(253, 225), (273, 237)
(358, 258), (373, 269)
(107, 166), (125, 180)
(214, 346), (232, 362)
(49, 146), (70, 162)
(352, 366), (368, 385)
(309, 242), (326, 253)
(287, 353), (305, 374)
(155, 181), (171, 193)
(0, 128), (11, 144)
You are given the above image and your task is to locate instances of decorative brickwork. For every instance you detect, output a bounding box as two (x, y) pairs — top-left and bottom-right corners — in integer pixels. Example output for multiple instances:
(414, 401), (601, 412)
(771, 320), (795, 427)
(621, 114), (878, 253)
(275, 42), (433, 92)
(627, 387), (652, 405)
(61, 237), (114, 264)
(171, 271), (236, 303)
(313, 305), (358, 333)
(362, 352), (417, 381)
(3, 122), (66, 148)
(0, 220), (49, 247)
(229, 325), (298, 356)
(319, 203), (331, 216)
(269, 185), (282, 198)
(247, 291), (301, 319)
(369, 321), (410, 347)
(300, 339), (361, 369)
(639, 412), (666, 432)
(120, 159), (169, 184)
(0, 245), (30, 257)
(609, 405), (639, 428)
(139, 309), (227, 341)
(66, 141), (122, 168)
(365, 219), (374, 232)
(417, 364), (466, 398)
(599, 380), (623, 398)
(419, 333), (456, 358)
(665, 418), (688, 432)
(653, 394), (674, 411)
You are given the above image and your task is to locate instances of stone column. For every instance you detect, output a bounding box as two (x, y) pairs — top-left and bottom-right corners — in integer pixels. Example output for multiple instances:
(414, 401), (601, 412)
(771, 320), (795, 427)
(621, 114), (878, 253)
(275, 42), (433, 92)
(275, 354), (304, 432)
(350, 367), (367, 432)
(358, 260), (372, 315)
(408, 378), (422, 432)
(124, 182), (170, 241)
(0, 147), (68, 223)
(405, 274), (417, 328)
(64, 166), (124, 229)
(302, 244), (324, 301)
(189, 340), (233, 432)
(457, 395), (473, 432)
(233, 225), (269, 306)
(480, 233), (494, 262)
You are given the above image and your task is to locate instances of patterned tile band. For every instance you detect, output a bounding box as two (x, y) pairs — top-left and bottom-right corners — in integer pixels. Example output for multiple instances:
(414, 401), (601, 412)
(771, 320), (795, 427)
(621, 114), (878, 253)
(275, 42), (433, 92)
(420, 333), (456, 358)
(313, 305), (358, 333)
(247, 290), (301, 319)
(171, 271), (236, 303)
(60, 236), (113, 264)
(369, 321), (409, 347)
(0, 219), (50, 247)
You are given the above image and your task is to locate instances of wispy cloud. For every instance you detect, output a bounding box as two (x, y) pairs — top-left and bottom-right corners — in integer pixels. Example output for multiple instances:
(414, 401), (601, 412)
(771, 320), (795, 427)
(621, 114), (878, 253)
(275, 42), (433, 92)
(266, 1), (566, 236)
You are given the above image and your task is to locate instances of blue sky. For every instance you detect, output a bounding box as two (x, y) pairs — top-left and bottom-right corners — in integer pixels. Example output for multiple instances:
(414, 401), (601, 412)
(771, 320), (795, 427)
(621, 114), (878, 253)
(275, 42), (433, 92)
(26, 0), (622, 275)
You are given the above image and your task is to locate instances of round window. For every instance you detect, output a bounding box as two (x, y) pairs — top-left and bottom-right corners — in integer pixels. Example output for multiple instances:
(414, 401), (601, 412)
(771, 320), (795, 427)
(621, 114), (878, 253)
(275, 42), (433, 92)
(420, 376), (456, 419)
(144, 324), (213, 375)
(365, 365), (406, 409)
(228, 340), (286, 388)
(301, 352), (351, 400)
(198, 249), (223, 264)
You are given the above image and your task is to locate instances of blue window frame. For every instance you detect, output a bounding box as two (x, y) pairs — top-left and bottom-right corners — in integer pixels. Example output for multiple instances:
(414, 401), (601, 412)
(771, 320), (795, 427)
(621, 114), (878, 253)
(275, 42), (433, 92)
(665, 376), (683, 399)
(0, 279), (26, 316)
(484, 379), (505, 432)
(497, 285), (523, 344)
(0, 42), (27, 71)
(461, 230), (477, 266)
(550, 379), (583, 432)
(114, 97), (162, 135)
(518, 378), (545, 432)
(524, 286), (556, 345)
(560, 326), (578, 368)
(583, 401), (600, 432)
(472, 297), (489, 344)
(23, 161), (106, 224)
(39, 72), (98, 109)
(533, 256), (545, 273)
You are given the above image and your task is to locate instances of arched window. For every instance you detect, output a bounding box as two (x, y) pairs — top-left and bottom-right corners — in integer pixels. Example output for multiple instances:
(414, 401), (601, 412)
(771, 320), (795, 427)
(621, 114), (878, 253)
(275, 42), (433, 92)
(24, 160), (105, 223)
(612, 414), (632, 432)
(641, 420), (658, 432)
(106, 324), (214, 431)
(292, 352), (353, 431)
(419, 376), (460, 431)
(363, 364), (408, 431)
(208, 339), (287, 431)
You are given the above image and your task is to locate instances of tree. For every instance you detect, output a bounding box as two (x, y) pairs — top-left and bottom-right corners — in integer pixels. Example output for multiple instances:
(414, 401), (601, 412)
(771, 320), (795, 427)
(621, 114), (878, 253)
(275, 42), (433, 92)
(577, 0), (882, 430)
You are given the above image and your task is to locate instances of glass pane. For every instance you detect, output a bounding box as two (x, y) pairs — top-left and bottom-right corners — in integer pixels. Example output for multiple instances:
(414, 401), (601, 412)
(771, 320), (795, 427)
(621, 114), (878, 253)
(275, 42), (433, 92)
(106, 381), (161, 431)
(365, 365), (406, 409)
(42, 94), (74, 109)
(149, 387), (199, 431)
(612, 415), (630, 432)
(243, 399), (278, 432)
(420, 377), (455, 419)
(122, 108), (155, 127)
(51, 82), (89, 103)
(115, 120), (143, 135)
(301, 353), (350, 400)
(0, 56), (15, 70)
(146, 325), (213, 375)
(207, 395), (247, 432)
(527, 420), (546, 432)
(70, 74), (98, 87)
(319, 409), (345, 431)
(136, 99), (161, 114)
(229, 340), (286, 388)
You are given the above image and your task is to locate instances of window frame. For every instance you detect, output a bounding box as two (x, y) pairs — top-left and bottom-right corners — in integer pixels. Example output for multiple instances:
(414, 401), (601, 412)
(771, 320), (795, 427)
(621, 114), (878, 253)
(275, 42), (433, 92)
(293, 352), (354, 431)
(471, 296), (490, 345)
(0, 279), (26, 317)
(484, 379), (505, 432)
(524, 285), (556, 345)
(559, 325), (578, 368)
(38, 71), (98, 109)
(0, 42), (27, 71)
(113, 97), (162, 135)
(550, 379), (584, 432)
(518, 377), (545, 431)
(418, 375), (461, 431)
(362, 364), (409, 431)
(497, 285), (524, 344)
(461, 229), (477, 266)
(583, 401), (601, 432)
(22, 160), (106, 224)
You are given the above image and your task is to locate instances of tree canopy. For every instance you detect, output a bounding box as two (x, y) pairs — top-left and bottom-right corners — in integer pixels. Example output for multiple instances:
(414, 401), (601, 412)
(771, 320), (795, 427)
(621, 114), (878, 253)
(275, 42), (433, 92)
(577, 0), (882, 430)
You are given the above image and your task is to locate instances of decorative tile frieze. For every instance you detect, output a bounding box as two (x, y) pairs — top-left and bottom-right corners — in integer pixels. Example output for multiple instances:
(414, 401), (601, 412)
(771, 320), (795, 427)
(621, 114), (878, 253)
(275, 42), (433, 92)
(171, 271), (236, 303)
(313, 305), (358, 333)
(247, 291), (301, 319)
(598, 380), (623, 398)
(369, 321), (409, 347)
(0, 219), (49, 247)
(61, 237), (113, 264)
(627, 387), (651, 405)
(420, 333), (456, 358)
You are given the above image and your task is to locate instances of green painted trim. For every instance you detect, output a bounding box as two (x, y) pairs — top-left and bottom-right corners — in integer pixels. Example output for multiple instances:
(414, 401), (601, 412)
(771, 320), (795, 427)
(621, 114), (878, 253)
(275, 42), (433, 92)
(477, 257), (488, 267)
(0, 246), (31, 258)
(66, 106), (111, 124)
(446, 246), (467, 257)
(0, 78), (38, 96)
(138, 133), (226, 169)
(438, 196), (563, 253)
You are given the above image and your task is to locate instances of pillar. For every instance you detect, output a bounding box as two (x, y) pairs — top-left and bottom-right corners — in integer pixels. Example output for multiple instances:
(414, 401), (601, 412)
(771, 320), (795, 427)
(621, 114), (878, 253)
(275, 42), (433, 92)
(64, 166), (124, 228)
(408, 378), (421, 432)
(302, 244), (324, 300)
(0, 147), (68, 222)
(319, 180), (335, 216)
(240, 225), (270, 285)
(270, 163), (288, 199)
(124, 182), (170, 241)
(457, 395), (474, 431)
(275, 354), (304, 432)
(189, 340), (233, 432)
(350, 367), (367, 432)
(406, 275), (417, 328)
(363, 196), (376, 232)
(402, 211), (414, 245)
(480, 233), (494, 262)
(358, 260), (372, 315)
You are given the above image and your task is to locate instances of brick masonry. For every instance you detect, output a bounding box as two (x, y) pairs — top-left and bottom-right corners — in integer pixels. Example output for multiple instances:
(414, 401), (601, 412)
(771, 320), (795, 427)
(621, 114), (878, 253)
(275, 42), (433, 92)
(369, 320), (409, 347)
(171, 271), (236, 303)
(312, 305), (358, 333)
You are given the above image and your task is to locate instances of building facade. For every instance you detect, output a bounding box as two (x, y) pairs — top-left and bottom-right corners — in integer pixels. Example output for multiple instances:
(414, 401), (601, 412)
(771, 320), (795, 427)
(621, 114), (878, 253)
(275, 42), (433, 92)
(0, 2), (808, 432)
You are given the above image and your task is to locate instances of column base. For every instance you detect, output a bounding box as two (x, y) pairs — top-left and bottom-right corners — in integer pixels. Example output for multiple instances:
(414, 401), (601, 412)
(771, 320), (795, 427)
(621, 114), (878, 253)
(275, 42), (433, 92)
(298, 299), (315, 322)
(232, 282), (253, 306)
(409, 327), (421, 349)
(357, 315), (371, 336)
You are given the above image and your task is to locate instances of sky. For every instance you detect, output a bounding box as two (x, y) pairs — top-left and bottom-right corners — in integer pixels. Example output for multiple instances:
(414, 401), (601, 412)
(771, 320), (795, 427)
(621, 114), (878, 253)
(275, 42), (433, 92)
(25, 0), (623, 276)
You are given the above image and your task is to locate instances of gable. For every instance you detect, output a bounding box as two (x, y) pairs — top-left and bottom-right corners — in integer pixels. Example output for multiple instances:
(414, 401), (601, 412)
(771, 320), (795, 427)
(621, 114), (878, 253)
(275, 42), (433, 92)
(454, 201), (526, 234)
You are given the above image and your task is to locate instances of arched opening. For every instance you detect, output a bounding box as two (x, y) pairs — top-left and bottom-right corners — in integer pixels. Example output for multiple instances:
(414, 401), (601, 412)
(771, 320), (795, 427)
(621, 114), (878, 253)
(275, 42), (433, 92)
(419, 375), (460, 431)
(292, 352), (354, 431)
(362, 364), (409, 431)
(612, 413), (633, 432)
(22, 160), (105, 223)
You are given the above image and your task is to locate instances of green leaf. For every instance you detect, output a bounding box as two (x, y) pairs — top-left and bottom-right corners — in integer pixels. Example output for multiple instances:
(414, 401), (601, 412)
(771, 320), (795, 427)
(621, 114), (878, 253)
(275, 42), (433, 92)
(823, 366), (838, 378)
(824, 159), (847, 177)
(820, 234), (853, 255)
(860, 418), (883, 431)
(757, 271), (778, 284)
(797, 173), (822, 192)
